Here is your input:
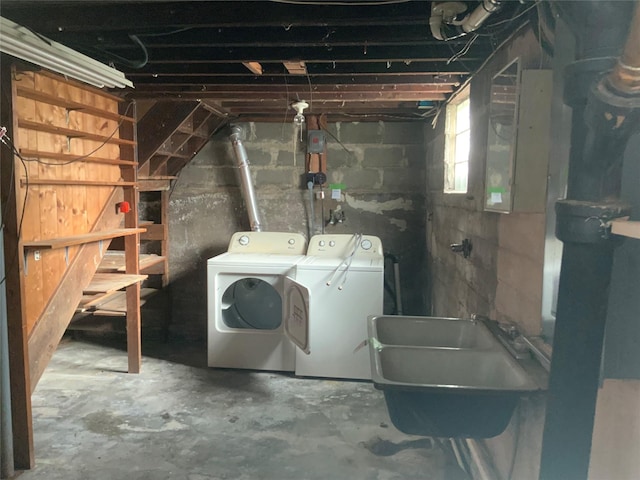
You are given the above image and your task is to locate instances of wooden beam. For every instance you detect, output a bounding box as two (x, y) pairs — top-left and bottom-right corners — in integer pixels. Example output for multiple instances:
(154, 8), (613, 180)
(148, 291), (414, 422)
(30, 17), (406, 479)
(2, 61), (34, 471)
(121, 101), (142, 374)
(0, 2), (443, 31)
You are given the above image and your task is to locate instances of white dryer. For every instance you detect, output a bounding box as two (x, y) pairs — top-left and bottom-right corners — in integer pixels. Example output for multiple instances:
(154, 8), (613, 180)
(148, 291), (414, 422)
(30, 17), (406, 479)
(293, 234), (384, 380)
(207, 231), (307, 371)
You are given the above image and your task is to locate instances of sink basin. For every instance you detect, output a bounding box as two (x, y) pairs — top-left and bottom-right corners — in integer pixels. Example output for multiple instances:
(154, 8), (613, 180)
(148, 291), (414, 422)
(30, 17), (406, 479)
(372, 315), (496, 349)
(368, 315), (545, 438)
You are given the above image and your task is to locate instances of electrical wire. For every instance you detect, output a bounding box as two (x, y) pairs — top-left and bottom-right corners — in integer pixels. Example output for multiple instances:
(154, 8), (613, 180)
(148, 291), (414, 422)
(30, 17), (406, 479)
(19, 103), (134, 166)
(447, 33), (479, 64)
(305, 70), (314, 114)
(484, 2), (538, 29)
(0, 135), (30, 285)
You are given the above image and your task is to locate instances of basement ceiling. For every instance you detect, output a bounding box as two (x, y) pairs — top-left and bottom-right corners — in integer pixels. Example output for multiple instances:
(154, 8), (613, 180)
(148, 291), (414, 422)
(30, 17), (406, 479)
(1, 0), (535, 122)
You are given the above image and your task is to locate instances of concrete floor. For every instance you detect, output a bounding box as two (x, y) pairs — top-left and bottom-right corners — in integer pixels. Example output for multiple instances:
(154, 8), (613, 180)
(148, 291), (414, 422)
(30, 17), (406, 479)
(20, 336), (467, 480)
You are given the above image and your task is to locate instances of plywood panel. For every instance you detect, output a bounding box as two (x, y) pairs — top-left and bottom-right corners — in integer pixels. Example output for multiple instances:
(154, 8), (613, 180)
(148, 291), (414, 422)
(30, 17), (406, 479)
(14, 70), (126, 334)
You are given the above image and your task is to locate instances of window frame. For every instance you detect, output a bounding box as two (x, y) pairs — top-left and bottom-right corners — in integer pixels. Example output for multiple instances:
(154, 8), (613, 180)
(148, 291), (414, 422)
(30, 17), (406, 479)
(444, 88), (471, 194)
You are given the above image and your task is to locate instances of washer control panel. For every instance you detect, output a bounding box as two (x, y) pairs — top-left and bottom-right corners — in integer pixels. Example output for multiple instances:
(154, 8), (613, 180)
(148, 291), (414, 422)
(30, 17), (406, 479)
(307, 234), (383, 258)
(228, 232), (307, 254)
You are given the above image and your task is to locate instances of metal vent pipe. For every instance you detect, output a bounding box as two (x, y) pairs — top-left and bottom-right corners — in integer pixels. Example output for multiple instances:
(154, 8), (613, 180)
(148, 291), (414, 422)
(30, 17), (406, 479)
(229, 125), (263, 232)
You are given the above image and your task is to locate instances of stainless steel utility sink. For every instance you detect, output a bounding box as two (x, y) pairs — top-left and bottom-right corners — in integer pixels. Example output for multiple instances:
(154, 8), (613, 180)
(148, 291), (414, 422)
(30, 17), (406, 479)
(368, 315), (545, 438)
(371, 315), (496, 349)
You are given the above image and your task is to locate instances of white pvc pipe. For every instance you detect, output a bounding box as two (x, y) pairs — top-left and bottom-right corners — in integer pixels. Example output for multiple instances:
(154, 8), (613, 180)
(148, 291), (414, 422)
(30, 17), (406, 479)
(229, 126), (263, 232)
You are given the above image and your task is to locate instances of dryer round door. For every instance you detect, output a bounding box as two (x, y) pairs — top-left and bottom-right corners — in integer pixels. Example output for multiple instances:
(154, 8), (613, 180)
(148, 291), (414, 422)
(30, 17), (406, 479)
(221, 277), (282, 330)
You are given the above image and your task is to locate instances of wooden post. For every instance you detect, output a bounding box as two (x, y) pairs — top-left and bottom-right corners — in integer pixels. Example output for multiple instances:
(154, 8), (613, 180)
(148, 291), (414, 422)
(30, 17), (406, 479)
(1, 63), (34, 469)
(120, 101), (141, 373)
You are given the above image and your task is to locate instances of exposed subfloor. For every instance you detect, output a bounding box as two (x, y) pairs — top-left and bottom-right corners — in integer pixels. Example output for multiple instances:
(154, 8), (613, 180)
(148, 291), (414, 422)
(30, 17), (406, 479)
(19, 336), (467, 480)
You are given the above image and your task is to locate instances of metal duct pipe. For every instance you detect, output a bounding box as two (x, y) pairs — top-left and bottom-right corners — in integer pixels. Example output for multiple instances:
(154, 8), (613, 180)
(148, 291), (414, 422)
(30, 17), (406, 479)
(606, 1), (640, 95)
(0, 203), (14, 479)
(229, 126), (263, 232)
(462, 0), (501, 34)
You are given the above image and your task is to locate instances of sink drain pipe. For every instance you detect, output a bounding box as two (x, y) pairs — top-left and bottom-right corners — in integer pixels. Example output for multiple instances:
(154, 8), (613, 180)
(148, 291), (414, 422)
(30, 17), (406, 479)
(229, 125), (263, 232)
(539, 2), (640, 479)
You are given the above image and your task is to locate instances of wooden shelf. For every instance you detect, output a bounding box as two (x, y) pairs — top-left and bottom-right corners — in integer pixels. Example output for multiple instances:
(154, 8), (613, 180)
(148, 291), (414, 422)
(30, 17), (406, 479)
(18, 119), (136, 146)
(83, 273), (148, 294)
(21, 179), (137, 187)
(19, 148), (137, 167)
(23, 228), (146, 250)
(16, 86), (136, 124)
(98, 252), (166, 274)
(77, 288), (157, 315)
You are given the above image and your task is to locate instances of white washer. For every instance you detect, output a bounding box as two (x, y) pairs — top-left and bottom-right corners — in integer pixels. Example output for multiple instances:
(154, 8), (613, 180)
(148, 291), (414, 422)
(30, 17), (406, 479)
(293, 234), (384, 380)
(207, 232), (307, 371)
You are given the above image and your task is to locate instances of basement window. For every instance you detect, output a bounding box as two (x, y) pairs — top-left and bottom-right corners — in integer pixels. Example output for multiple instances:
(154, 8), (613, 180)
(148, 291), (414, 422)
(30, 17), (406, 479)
(444, 89), (470, 194)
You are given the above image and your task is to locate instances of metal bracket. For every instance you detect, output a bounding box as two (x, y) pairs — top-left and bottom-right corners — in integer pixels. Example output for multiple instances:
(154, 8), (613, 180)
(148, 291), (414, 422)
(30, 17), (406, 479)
(22, 250), (28, 275)
(64, 246), (69, 266)
(98, 240), (104, 256)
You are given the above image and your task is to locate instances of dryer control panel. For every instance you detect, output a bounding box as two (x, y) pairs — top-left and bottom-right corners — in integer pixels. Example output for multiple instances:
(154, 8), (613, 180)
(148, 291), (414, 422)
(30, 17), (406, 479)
(307, 234), (383, 258)
(228, 232), (307, 255)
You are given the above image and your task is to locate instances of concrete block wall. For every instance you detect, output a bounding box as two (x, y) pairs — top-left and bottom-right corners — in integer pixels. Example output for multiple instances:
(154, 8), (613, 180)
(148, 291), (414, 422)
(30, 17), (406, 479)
(168, 121), (427, 339)
(425, 27), (549, 480)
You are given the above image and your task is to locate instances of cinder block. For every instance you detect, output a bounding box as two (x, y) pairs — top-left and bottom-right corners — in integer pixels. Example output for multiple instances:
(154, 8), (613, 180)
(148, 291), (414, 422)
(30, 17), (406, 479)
(276, 150), (305, 167)
(340, 168), (381, 190)
(255, 168), (295, 186)
(211, 166), (240, 187)
(244, 147), (272, 166)
(252, 122), (289, 141)
(405, 145), (426, 169)
(383, 122), (425, 145)
(192, 141), (234, 167)
(363, 146), (405, 167)
(382, 168), (425, 193)
(339, 122), (383, 144)
(326, 146), (359, 168)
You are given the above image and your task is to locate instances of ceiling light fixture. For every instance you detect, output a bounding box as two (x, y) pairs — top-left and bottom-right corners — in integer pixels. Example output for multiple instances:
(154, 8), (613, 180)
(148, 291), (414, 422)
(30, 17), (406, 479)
(0, 16), (133, 89)
(291, 100), (309, 126)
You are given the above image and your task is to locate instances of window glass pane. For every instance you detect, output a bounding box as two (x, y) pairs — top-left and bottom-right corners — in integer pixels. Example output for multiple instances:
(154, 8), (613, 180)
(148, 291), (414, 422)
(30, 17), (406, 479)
(456, 99), (470, 133)
(454, 162), (468, 192)
(455, 129), (470, 165)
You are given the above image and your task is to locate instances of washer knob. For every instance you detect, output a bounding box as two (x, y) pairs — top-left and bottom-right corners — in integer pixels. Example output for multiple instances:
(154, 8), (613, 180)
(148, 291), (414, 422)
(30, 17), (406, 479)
(288, 238), (295, 245)
(329, 241), (336, 247)
(361, 239), (373, 250)
(238, 235), (250, 246)
(319, 240), (326, 247)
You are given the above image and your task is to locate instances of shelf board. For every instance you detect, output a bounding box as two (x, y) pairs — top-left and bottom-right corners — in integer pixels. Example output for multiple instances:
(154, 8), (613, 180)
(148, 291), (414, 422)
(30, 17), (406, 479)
(16, 86), (135, 124)
(18, 119), (136, 146)
(83, 273), (148, 295)
(19, 149), (137, 167)
(23, 228), (146, 250)
(21, 178), (137, 187)
(97, 251), (166, 274)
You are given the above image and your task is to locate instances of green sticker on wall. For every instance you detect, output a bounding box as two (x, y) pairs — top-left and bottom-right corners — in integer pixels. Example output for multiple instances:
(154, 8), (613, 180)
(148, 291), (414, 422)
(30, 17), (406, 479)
(487, 187), (506, 194)
(329, 183), (346, 190)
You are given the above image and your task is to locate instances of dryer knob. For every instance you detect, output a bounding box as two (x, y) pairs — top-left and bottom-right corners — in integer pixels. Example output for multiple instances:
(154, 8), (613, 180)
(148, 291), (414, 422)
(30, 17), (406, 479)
(329, 241), (336, 247)
(319, 240), (326, 247)
(288, 238), (295, 245)
(239, 235), (250, 246)
(361, 239), (373, 250)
